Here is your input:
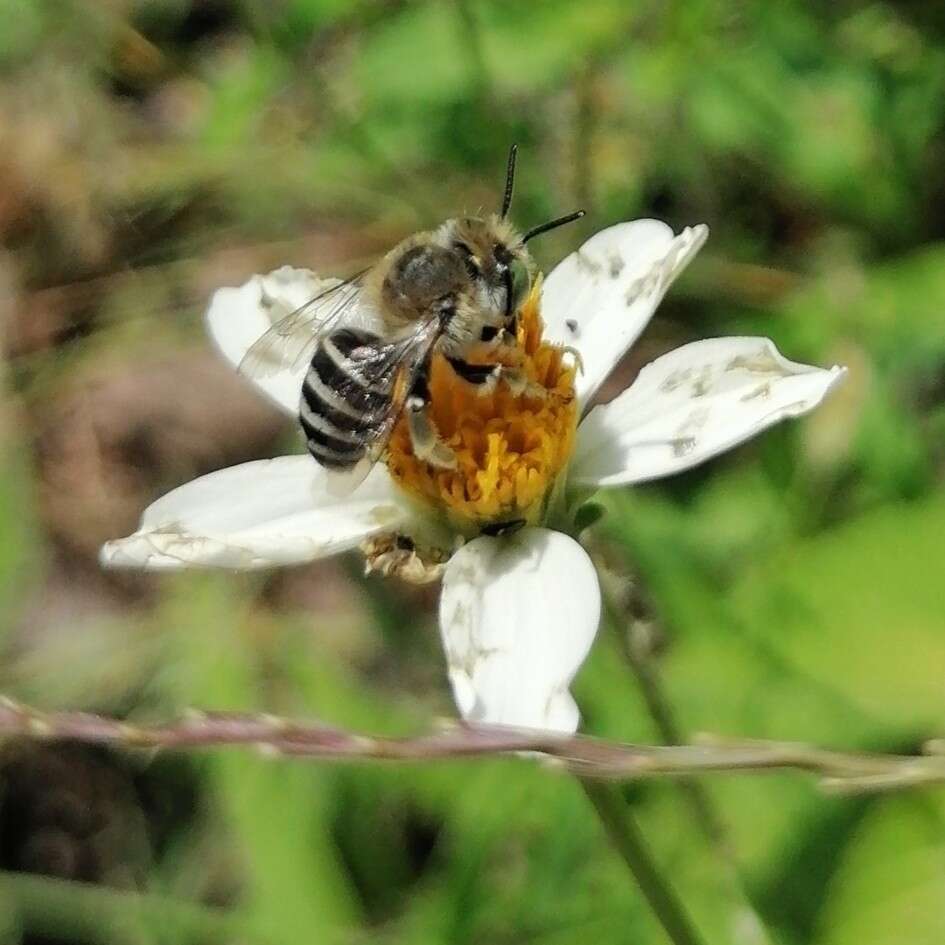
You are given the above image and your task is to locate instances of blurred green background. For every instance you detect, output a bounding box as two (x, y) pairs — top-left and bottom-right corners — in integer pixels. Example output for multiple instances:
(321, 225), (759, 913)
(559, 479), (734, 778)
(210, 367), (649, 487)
(1, 1), (944, 943)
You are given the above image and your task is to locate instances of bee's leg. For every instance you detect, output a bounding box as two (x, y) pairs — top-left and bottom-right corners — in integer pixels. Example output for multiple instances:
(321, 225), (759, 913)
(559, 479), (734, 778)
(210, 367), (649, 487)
(446, 356), (545, 399)
(493, 365), (556, 400)
(496, 317), (517, 346)
(406, 368), (457, 469)
(407, 400), (457, 468)
(493, 365), (530, 397)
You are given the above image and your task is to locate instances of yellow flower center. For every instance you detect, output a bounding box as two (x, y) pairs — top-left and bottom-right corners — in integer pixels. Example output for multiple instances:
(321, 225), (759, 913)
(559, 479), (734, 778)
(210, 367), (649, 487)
(386, 282), (577, 531)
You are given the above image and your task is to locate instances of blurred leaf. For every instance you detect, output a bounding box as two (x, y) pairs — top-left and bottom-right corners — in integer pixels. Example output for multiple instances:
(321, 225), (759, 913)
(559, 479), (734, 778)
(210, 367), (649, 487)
(353, 3), (471, 110)
(0, 383), (40, 647)
(156, 578), (360, 940)
(781, 244), (945, 357)
(602, 481), (945, 931)
(813, 795), (945, 945)
(728, 493), (945, 733)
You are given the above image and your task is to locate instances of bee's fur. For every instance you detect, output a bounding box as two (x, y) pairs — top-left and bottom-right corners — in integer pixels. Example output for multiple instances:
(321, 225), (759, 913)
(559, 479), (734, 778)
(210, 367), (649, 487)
(294, 151), (583, 484)
(298, 212), (537, 476)
(364, 213), (533, 358)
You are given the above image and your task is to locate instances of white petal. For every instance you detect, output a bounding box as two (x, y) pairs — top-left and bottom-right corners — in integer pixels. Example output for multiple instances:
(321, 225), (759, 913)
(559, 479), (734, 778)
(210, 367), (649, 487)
(571, 337), (847, 488)
(100, 456), (406, 571)
(542, 220), (708, 404)
(205, 266), (334, 414)
(438, 528), (600, 733)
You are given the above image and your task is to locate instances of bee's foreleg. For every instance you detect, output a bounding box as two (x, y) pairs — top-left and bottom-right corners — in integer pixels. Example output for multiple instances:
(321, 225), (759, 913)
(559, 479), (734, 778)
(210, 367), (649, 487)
(406, 371), (457, 469)
(490, 364), (551, 400)
(497, 317), (517, 346)
(493, 365), (530, 397)
(446, 356), (546, 399)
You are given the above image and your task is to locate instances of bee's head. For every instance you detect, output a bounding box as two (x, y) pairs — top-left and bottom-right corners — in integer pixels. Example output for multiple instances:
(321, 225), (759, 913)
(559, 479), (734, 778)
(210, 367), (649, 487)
(442, 215), (534, 328)
(464, 145), (585, 319)
(436, 146), (585, 339)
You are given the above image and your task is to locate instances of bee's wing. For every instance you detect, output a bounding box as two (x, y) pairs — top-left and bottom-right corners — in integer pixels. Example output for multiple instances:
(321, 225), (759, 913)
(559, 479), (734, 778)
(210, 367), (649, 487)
(239, 270), (369, 380)
(324, 315), (445, 497)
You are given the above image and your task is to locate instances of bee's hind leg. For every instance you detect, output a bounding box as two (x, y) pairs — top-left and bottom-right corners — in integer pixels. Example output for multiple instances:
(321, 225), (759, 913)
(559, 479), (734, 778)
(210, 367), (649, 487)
(406, 374), (457, 469)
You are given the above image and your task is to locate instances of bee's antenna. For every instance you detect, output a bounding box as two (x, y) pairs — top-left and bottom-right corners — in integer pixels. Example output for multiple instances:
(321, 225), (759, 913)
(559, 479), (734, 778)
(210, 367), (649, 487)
(501, 144), (518, 218)
(521, 209), (586, 244)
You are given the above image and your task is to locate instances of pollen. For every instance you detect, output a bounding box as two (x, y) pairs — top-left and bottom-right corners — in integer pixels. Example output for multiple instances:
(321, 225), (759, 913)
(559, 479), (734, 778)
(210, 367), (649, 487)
(386, 281), (578, 531)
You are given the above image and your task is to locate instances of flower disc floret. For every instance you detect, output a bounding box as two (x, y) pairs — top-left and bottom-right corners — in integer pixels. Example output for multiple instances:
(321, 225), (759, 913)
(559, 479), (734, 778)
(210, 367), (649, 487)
(385, 285), (578, 530)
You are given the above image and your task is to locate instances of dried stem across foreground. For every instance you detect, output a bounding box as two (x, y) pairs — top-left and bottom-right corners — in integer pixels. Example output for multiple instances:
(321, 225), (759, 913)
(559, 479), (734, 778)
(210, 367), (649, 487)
(1, 698), (943, 795)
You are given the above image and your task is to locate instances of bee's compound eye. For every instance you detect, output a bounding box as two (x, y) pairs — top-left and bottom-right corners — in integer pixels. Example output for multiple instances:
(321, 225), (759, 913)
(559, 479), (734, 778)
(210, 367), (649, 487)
(509, 258), (531, 309)
(454, 242), (480, 279)
(480, 325), (499, 342)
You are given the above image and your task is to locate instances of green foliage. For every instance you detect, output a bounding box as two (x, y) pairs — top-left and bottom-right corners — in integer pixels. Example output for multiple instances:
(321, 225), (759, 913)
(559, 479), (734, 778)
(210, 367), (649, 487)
(2, 0), (945, 943)
(814, 795), (945, 945)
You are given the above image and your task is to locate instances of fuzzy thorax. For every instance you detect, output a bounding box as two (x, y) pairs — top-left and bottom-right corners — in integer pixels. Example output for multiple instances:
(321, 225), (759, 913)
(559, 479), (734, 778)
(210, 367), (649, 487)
(386, 283), (578, 530)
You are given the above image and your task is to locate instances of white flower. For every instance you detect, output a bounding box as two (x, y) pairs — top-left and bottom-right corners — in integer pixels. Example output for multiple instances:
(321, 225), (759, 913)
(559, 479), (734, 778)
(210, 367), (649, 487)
(101, 220), (846, 733)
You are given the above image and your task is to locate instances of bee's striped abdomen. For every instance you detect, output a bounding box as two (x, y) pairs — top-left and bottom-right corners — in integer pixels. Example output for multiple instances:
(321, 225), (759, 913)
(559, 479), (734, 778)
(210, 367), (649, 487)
(299, 327), (391, 470)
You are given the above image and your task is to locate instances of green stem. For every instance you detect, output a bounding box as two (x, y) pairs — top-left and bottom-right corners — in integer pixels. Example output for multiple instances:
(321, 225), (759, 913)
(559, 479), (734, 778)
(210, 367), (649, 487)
(580, 780), (706, 945)
(605, 593), (731, 848)
(600, 580), (773, 944)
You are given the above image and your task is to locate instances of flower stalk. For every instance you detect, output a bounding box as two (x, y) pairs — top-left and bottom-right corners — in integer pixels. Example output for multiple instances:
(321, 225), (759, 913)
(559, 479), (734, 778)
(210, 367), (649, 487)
(597, 566), (774, 943)
(2, 698), (943, 793)
(581, 779), (706, 945)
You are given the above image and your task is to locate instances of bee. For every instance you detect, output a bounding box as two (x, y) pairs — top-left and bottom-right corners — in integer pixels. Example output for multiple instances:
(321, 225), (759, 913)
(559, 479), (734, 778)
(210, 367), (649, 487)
(239, 146), (584, 491)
